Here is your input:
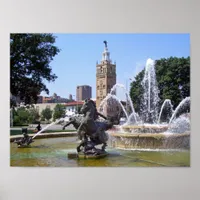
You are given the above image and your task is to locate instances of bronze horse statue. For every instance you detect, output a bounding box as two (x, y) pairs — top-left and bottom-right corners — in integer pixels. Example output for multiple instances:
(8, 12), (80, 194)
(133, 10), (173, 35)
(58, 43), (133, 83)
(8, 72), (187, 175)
(63, 99), (114, 154)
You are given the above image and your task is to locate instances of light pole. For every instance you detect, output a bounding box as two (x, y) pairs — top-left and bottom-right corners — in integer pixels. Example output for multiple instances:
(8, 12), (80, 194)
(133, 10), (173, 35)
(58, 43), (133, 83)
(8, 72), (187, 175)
(73, 95), (78, 114)
(76, 99), (78, 114)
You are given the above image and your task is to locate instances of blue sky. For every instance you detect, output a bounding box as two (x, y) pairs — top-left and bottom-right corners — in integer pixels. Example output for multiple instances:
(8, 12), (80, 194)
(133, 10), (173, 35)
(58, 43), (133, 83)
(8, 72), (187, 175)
(41, 33), (190, 100)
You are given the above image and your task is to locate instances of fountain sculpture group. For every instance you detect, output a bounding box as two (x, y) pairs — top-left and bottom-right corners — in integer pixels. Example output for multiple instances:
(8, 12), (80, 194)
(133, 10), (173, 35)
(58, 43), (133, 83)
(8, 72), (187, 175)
(63, 98), (116, 157)
(13, 58), (190, 157)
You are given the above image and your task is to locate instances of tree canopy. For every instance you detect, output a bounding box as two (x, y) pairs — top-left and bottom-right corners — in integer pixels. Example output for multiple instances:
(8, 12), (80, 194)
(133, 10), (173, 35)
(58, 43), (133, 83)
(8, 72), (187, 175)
(12, 106), (40, 126)
(41, 107), (53, 122)
(10, 34), (60, 105)
(130, 57), (190, 114)
(53, 104), (66, 121)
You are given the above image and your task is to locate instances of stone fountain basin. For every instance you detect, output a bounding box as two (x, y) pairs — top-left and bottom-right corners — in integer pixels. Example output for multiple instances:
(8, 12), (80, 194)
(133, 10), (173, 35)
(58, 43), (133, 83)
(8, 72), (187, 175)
(10, 132), (78, 142)
(121, 125), (169, 133)
(109, 132), (190, 150)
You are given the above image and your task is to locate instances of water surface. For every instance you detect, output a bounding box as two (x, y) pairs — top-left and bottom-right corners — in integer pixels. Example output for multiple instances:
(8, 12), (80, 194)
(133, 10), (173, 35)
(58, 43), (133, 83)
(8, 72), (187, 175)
(10, 137), (190, 167)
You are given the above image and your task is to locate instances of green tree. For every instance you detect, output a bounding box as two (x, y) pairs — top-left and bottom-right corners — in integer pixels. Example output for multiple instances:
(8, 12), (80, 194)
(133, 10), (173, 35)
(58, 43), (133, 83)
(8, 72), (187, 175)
(129, 69), (145, 113)
(155, 57), (190, 108)
(53, 104), (66, 121)
(41, 107), (53, 122)
(10, 34), (60, 105)
(13, 107), (30, 125)
(28, 107), (40, 124)
(130, 57), (190, 113)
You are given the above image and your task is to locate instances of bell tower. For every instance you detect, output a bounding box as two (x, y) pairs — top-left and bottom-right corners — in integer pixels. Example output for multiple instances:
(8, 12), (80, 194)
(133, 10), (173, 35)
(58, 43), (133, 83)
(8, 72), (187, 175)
(96, 41), (116, 108)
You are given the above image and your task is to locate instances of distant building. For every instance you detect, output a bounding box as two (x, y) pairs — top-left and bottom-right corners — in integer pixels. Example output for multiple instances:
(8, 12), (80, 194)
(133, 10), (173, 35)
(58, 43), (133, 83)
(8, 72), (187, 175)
(41, 93), (71, 104)
(64, 101), (85, 113)
(76, 85), (92, 101)
(34, 103), (60, 115)
(42, 96), (54, 103)
(69, 94), (73, 100)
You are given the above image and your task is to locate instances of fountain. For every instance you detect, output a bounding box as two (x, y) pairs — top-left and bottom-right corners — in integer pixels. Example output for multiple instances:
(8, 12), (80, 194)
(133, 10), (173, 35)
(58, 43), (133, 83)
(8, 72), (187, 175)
(10, 57), (190, 167)
(98, 58), (190, 150)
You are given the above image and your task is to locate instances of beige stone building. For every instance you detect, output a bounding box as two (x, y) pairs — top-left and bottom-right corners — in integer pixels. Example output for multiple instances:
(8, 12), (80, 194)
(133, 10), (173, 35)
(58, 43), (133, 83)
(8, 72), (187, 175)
(96, 41), (116, 108)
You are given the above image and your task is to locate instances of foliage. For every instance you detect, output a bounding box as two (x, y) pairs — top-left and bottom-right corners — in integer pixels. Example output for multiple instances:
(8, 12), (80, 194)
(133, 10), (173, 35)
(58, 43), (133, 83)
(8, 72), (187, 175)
(28, 107), (40, 123)
(129, 70), (145, 113)
(10, 33), (60, 105)
(12, 107), (28, 125)
(130, 57), (190, 113)
(155, 57), (190, 108)
(41, 107), (53, 122)
(53, 104), (66, 121)
(12, 106), (40, 125)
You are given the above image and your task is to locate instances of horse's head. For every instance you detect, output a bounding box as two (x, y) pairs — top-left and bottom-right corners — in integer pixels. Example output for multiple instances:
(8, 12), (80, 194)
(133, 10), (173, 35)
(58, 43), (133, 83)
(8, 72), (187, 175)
(80, 99), (95, 115)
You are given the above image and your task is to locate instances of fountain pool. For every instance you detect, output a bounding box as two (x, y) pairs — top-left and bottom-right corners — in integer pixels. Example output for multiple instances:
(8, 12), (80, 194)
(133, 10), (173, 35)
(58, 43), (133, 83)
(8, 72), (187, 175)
(10, 137), (190, 167)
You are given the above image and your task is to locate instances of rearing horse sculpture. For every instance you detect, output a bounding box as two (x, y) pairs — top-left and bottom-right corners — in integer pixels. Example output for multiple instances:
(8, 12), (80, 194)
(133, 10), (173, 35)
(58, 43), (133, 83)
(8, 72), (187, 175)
(63, 99), (114, 154)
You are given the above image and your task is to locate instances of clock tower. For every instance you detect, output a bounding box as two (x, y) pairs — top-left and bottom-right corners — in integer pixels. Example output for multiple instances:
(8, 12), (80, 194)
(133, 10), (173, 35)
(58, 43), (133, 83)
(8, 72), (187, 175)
(96, 41), (116, 108)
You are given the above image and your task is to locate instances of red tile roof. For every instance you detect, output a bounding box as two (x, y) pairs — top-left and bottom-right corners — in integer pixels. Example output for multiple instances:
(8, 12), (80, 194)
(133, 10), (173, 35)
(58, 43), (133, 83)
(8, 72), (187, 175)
(64, 101), (84, 106)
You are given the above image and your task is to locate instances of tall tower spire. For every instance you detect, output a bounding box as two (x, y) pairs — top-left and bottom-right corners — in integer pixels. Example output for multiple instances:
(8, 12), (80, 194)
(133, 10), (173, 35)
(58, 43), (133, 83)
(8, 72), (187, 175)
(96, 41), (116, 108)
(102, 40), (111, 63)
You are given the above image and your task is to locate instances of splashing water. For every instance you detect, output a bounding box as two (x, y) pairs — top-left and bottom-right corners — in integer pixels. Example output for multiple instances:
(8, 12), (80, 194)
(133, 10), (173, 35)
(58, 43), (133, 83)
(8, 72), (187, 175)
(167, 114), (190, 134)
(110, 83), (124, 95)
(32, 118), (64, 139)
(110, 84), (136, 115)
(169, 97), (190, 125)
(141, 58), (160, 123)
(157, 99), (174, 124)
(99, 93), (129, 119)
(109, 83), (138, 123)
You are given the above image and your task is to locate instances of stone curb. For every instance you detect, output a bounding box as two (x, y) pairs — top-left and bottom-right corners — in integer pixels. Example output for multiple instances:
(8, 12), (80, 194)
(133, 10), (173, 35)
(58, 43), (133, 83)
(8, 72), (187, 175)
(10, 132), (78, 142)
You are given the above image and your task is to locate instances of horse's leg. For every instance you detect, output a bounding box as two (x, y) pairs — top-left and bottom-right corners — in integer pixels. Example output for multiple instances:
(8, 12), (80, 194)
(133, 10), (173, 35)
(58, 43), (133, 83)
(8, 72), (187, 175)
(83, 134), (90, 152)
(77, 140), (85, 152)
(63, 121), (72, 130)
(77, 133), (89, 153)
(101, 143), (107, 151)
